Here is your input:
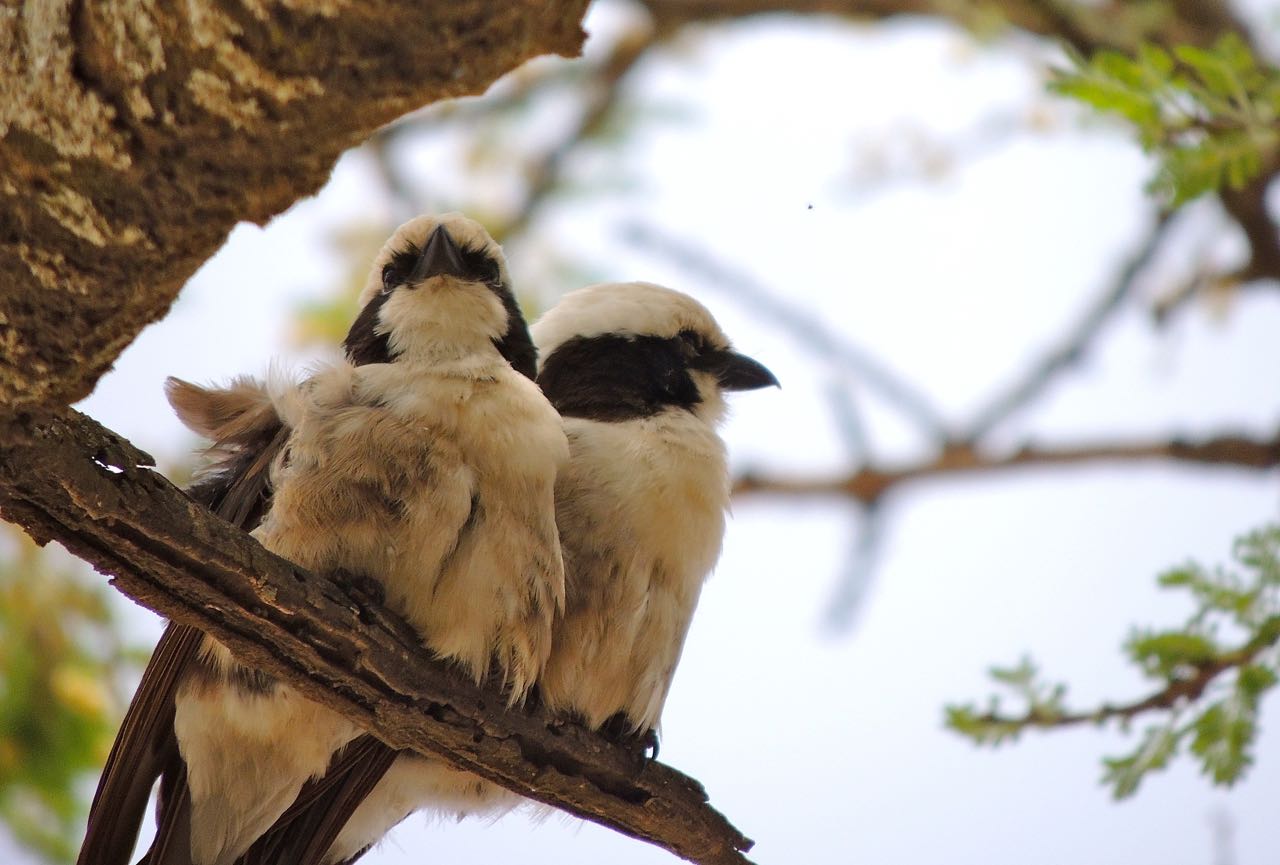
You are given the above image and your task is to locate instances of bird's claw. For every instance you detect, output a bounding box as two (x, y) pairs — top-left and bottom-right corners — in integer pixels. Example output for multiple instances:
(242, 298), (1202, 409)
(600, 713), (660, 765)
(632, 727), (660, 762)
(334, 568), (386, 608)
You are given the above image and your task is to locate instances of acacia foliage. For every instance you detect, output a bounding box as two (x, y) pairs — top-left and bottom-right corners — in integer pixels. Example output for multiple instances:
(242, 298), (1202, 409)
(1053, 34), (1280, 204)
(949, 526), (1280, 799)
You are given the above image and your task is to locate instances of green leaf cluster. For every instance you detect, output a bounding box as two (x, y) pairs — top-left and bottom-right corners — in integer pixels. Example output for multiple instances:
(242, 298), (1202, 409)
(945, 657), (1068, 747)
(947, 524), (1280, 800)
(1051, 35), (1280, 205)
(1111, 526), (1280, 796)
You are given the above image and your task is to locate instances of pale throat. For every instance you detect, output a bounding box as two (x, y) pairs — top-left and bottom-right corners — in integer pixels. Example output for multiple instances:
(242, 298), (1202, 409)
(383, 290), (508, 367)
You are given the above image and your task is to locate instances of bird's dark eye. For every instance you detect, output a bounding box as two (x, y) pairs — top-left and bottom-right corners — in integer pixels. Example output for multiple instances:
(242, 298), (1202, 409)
(465, 250), (502, 287)
(381, 242), (421, 294)
(677, 329), (706, 358)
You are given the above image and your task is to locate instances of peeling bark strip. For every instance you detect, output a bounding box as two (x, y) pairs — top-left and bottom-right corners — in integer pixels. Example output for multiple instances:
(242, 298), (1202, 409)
(0, 409), (755, 865)
(0, 0), (589, 413)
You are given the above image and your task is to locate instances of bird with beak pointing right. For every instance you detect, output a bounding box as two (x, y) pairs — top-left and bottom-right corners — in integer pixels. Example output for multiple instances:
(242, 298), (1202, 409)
(533, 281), (778, 739)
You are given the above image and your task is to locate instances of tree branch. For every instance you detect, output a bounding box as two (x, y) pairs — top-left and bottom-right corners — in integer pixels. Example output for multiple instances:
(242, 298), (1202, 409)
(733, 433), (1280, 503)
(494, 24), (657, 244)
(636, 0), (1280, 292)
(0, 1), (589, 414)
(1222, 174), (1280, 286)
(0, 410), (753, 865)
(965, 210), (1176, 439)
(970, 618), (1280, 732)
(636, 0), (1235, 53)
(639, 0), (1075, 44)
(623, 220), (952, 442)
(367, 21), (657, 246)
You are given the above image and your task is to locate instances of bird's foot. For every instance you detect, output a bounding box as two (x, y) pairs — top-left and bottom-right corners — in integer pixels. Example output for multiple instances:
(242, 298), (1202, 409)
(333, 568), (386, 608)
(600, 713), (660, 765)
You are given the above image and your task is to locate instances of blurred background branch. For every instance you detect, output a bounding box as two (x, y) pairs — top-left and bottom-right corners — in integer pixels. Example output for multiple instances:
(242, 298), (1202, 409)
(965, 210), (1178, 439)
(733, 433), (1280, 503)
(622, 220), (954, 442)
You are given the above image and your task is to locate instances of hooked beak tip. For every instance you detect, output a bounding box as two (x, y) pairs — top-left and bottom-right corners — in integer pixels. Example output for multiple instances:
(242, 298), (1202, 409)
(408, 224), (468, 285)
(714, 351), (778, 392)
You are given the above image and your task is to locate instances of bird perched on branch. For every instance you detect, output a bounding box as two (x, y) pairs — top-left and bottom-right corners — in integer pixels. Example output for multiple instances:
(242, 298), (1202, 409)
(77, 213), (567, 865)
(304, 281), (777, 863)
(532, 281), (777, 738)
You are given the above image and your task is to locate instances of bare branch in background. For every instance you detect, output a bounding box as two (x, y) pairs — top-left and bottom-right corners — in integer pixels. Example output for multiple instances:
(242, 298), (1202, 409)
(639, 0), (1087, 47)
(964, 210), (1176, 440)
(366, 22), (657, 247)
(733, 433), (1280, 504)
(1210, 809), (1237, 865)
(623, 221), (953, 442)
(1151, 270), (1277, 326)
(844, 109), (1056, 205)
(495, 25), (658, 243)
(823, 375), (872, 463)
(1222, 175), (1280, 285)
(367, 132), (429, 221)
(819, 380), (886, 628)
(823, 503), (888, 631)
(636, 0), (1247, 54)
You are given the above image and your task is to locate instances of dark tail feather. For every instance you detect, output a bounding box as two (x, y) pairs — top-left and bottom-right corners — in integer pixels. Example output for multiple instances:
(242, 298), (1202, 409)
(136, 758), (193, 865)
(77, 623), (203, 865)
(238, 736), (399, 865)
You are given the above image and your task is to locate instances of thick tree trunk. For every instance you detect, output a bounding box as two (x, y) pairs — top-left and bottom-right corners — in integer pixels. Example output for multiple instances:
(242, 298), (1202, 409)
(0, 0), (586, 414)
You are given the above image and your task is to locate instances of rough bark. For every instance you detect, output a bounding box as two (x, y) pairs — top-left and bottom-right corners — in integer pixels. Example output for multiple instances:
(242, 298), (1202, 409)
(0, 409), (754, 865)
(0, 0), (588, 415)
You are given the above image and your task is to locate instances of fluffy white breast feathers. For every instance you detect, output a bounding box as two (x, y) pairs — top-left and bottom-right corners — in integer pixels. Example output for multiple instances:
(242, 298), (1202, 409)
(530, 281), (777, 734)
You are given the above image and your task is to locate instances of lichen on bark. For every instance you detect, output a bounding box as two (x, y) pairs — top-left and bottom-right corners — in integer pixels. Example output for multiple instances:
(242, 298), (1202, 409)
(0, 0), (588, 415)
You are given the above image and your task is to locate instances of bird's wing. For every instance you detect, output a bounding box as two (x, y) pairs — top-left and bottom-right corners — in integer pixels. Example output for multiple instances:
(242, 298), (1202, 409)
(505, 474), (567, 679)
(77, 623), (201, 865)
(236, 735), (400, 865)
(172, 376), (290, 529)
(77, 378), (288, 865)
(137, 759), (193, 865)
(226, 395), (488, 864)
(219, 389), (531, 863)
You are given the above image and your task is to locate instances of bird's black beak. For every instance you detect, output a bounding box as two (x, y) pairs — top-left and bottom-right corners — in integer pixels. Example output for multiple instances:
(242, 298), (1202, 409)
(408, 225), (469, 284)
(702, 349), (779, 391)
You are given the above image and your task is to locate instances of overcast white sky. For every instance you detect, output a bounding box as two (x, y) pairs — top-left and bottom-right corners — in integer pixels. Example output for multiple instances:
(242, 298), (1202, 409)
(59, 3), (1280, 864)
